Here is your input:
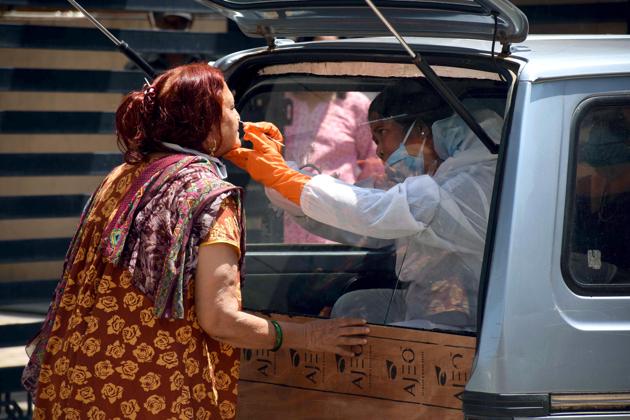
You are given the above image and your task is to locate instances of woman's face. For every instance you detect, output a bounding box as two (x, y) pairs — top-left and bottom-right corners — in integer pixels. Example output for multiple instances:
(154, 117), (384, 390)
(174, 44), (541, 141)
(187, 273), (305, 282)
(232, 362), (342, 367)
(369, 112), (406, 162)
(212, 82), (241, 156)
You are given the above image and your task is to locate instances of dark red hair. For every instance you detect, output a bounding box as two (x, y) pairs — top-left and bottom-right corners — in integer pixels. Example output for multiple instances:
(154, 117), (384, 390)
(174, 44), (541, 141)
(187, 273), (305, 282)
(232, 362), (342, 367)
(115, 63), (226, 163)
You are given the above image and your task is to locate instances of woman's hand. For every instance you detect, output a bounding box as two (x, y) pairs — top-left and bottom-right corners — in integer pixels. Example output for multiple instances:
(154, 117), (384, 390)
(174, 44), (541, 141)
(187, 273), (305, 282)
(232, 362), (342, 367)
(302, 318), (369, 357)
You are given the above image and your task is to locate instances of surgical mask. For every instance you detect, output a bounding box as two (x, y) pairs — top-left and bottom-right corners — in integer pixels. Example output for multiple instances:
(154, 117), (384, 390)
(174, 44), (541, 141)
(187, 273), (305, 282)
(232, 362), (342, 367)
(385, 121), (426, 183)
(161, 141), (228, 179)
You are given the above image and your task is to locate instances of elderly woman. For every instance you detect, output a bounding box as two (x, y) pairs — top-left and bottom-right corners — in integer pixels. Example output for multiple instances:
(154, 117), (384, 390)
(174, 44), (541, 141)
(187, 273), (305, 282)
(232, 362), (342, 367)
(229, 79), (503, 329)
(22, 63), (368, 419)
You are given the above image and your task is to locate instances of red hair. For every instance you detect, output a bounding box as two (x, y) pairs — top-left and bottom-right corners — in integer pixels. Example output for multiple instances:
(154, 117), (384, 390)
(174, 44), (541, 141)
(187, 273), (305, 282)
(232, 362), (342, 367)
(115, 63), (226, 163)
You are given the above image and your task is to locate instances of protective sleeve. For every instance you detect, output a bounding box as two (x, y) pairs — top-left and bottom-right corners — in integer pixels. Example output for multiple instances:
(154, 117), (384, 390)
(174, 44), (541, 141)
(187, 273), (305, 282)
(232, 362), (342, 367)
(293, 215), (394, 248)
(300, 174), (441, 240)
(265, 185), (393, 248)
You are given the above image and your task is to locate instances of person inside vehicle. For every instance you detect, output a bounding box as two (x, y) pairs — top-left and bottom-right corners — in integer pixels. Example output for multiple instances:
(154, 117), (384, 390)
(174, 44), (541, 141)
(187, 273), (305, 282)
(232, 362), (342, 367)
(226, 79), (503, 329)
(570, 106), (630, 284)
(23, 63), (369, 419)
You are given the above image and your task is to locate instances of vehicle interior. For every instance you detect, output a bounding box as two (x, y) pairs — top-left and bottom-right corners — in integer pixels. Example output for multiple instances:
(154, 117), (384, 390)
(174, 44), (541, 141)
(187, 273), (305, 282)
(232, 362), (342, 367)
(566, 102), (630, 290)
(226, 53), (516, 332)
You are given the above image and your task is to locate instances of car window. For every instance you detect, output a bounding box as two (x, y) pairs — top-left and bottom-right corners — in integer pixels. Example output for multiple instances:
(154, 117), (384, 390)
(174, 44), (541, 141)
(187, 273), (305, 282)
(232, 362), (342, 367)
(564, 99), (630, 292)
(236, 73), (508, 332)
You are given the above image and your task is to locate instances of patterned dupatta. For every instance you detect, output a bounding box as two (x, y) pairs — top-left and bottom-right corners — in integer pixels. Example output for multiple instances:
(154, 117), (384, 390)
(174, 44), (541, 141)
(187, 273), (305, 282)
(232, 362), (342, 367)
(100, 154), (244, 319)
(22, 154), (244, 395)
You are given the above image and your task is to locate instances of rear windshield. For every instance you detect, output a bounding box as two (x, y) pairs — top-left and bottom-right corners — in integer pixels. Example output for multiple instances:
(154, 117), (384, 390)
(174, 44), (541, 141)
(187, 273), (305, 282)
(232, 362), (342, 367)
(233, 67), (509, 332)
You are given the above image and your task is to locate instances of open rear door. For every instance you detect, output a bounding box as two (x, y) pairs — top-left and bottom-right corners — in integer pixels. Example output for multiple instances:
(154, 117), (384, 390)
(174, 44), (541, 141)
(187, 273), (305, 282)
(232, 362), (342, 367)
(192, 1), (517, 418)
(196, 0), (528, 45)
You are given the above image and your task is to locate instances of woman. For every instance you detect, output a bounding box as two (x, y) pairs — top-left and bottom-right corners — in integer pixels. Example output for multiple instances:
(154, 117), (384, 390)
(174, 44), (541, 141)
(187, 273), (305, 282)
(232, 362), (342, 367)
(22, 63), (369, 419)
(228, 79), (503, 329)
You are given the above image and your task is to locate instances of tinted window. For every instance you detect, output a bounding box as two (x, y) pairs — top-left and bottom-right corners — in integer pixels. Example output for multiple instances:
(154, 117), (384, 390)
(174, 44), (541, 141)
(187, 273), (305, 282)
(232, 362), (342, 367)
(564, 100), (630, 291)
(236, 74), (507, 332)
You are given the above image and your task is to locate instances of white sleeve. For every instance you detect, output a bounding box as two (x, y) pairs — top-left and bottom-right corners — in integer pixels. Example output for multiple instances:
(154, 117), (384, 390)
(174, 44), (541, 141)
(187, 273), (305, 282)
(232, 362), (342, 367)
(265, 185), (393, 248)
(300, 174), (440, 240)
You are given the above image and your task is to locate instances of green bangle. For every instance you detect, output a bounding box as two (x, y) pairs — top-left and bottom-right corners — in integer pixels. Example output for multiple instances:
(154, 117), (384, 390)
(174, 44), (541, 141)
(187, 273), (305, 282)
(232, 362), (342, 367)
(270, 320), (283, 352)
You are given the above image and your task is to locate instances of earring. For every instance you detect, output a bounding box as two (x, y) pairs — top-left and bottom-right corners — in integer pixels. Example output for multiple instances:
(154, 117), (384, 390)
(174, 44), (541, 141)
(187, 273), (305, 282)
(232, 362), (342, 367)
(208, 138), (217, 155)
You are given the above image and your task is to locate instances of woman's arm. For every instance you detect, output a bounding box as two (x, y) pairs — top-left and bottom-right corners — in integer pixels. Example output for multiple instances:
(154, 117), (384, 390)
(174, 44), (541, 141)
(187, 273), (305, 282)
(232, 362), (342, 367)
(194, 243), (369, 357)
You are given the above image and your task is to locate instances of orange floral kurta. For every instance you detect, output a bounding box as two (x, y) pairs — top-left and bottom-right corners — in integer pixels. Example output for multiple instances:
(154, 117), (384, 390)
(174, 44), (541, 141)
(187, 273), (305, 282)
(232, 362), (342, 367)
(33, 161), (242, 420)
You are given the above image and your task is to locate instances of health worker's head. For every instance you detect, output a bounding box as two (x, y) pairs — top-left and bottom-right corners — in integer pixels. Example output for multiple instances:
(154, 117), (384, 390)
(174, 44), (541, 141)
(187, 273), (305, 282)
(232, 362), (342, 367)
(368, 79), (450, 175)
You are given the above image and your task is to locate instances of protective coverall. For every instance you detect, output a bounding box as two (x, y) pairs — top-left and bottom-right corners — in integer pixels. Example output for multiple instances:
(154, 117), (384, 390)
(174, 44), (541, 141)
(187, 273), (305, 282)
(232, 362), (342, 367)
(228, 109), (503, 329)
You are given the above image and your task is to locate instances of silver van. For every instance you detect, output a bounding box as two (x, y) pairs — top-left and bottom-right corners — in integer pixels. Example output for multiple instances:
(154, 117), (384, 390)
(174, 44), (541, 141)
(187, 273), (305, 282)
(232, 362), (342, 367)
(197, 1), (630, 418)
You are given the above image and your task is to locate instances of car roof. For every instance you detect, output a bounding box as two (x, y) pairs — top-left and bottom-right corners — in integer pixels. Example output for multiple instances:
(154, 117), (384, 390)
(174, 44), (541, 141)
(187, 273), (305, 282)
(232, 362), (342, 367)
(218, 35), (630, 83)
(510, 35), (630, 82)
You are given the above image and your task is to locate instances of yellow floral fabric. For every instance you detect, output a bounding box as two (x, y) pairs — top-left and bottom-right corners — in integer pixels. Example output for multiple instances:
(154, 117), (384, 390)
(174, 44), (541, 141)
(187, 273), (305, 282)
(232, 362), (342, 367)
(200, 196), (242, 259)
(33, 161), (241, 420)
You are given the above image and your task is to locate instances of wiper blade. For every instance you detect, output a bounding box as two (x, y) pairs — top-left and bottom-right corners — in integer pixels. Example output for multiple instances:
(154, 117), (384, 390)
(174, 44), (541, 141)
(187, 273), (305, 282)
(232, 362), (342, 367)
(364, 0), (499, 154)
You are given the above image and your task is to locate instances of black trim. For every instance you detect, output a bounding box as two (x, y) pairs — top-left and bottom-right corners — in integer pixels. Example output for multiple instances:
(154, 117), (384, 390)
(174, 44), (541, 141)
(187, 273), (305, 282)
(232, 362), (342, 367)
(245, 247), (395, 274)
(0, 0), (214, 12)
(0, 111), (115, 134)
(0, 153), (122, 176)
(0, 322), (42, 347)
(0, 68), (145, 93)
(0, 24), (263, 55)
(560, 93), (630, 296)
(200, 0), (485, 13)
(0, 366), (31, 393)
(0, 279), (57, 302)
(462, 391), (550, 417)
(0, 195), (90, 219)
(0, 238), (70, 263)
(0, 236), (395, 270)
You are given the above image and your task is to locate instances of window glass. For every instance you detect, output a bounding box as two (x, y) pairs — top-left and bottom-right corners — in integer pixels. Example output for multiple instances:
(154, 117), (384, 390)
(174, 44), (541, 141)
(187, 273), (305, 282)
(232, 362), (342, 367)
(566, 102), (630, 289)
(236, 74), (507, 332)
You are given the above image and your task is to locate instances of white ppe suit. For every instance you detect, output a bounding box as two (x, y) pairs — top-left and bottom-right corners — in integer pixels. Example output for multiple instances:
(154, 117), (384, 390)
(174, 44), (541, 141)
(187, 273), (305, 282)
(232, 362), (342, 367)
(266, 108), (503, 328)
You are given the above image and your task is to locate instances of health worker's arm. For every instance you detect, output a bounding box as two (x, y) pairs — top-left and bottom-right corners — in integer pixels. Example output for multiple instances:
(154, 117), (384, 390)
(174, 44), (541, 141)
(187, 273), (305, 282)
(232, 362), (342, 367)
(300, 174), (440, 240)
(265, 186), (394, 249)
(300, 164), (493, 255)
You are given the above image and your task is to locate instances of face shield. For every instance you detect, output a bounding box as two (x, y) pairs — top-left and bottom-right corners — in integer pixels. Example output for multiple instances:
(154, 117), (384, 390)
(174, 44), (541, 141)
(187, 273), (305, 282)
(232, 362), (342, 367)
(366, 113), (435, 185)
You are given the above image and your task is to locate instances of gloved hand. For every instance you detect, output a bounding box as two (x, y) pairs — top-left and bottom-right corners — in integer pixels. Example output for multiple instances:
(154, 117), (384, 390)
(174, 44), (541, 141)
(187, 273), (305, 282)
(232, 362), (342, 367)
(247, 121), (284, 154)
(224, 122), (310, 206)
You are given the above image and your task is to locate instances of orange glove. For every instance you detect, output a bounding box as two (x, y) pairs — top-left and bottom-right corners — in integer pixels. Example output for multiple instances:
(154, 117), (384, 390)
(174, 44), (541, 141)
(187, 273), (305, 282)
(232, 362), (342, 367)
(224, 122), (310, 206)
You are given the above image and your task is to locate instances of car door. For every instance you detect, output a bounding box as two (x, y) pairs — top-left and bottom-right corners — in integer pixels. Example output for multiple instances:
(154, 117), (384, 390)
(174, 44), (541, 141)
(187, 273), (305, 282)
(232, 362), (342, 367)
(464, 49), (630, 417)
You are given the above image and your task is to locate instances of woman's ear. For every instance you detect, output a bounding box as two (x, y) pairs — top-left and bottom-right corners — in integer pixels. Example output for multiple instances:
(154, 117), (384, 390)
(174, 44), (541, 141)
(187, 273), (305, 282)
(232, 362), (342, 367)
(415, 121), (430, 138)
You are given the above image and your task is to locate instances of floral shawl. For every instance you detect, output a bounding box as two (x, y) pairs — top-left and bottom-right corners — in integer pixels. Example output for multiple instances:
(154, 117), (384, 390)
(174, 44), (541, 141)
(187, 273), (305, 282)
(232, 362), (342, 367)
(22, 154), (244, 395)
(100, 154), (244, 319)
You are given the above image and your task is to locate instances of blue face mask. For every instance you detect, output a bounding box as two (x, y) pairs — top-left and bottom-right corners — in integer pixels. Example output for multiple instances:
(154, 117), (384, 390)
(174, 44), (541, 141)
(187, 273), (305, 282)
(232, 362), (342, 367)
(385, 121), (426, 183)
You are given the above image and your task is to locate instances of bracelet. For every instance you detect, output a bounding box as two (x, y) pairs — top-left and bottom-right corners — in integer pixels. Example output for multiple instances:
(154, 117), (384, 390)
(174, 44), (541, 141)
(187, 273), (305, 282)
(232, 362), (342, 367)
(270, 320), (283, 352)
